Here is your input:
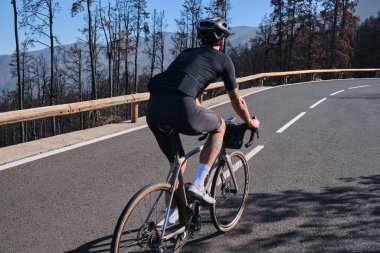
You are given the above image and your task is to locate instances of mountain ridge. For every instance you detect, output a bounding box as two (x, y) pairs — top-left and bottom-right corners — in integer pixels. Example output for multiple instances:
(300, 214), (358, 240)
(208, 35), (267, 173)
(0, 26), (258, 91)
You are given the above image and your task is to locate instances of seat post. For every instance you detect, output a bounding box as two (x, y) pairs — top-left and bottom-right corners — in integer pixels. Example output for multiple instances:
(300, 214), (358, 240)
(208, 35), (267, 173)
(169, 130), (180, 162)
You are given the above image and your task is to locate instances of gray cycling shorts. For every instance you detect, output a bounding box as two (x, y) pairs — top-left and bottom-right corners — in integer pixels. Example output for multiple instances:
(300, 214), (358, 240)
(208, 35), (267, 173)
(147, 93), (222, 162)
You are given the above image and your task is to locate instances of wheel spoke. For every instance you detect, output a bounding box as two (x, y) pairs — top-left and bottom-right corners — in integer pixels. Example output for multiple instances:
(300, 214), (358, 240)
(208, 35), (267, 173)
(111, 183), (183, 253)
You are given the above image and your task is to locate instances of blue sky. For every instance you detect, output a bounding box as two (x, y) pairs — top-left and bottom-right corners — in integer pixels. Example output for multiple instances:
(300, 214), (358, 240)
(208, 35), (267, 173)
(0, 0), (271, 55)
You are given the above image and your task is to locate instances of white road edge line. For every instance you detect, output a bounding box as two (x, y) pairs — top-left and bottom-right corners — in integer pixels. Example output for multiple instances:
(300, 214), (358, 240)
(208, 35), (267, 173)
(330, 90), (344, 96)
(246, 145), (265, 161)
(276, 112), (307, 134)
(309, 97), (327, 109)
(0, 125), (148, 172)
(349, 85), (369, 89)
(1, 88), (274, 171)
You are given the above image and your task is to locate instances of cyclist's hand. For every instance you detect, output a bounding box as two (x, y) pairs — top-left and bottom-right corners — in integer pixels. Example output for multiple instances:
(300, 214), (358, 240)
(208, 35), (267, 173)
(249, 118), (260, 130)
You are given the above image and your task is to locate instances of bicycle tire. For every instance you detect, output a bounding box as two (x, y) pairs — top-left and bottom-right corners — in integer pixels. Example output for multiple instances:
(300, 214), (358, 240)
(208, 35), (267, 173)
(210, 151), (250, 232)
(111, 182), (186, 253)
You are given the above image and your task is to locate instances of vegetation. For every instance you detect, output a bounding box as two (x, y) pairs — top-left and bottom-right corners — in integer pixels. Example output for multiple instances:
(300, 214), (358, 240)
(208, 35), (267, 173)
(1, 0), (380, 147)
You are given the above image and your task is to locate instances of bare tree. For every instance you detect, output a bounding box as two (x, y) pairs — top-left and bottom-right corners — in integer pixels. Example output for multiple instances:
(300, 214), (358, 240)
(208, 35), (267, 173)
(171, 15), (188, 57)
(270, 0), (286, 71)
(62, 43), (85, 129)
(171, 0), (202, 57)
(206, 0), (232, 21)
(22, 0), (59, 135)
(206, 0), (231, 52)
(145, 9), (160, 78)
(142, 9), (166, 77)
(99, 0), (115, 97)
(183, 0), (202, 48)
(11, 0), (25, 142)
(251, 14), (276, 72)
(130, 0), (149, 93)
(72, 0), (98, 100)
(157, 11), (167, 73)
(116, 0), (132, 95)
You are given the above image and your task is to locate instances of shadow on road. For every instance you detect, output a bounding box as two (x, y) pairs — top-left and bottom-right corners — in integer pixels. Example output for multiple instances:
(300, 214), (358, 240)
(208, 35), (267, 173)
(67, 174), (380, 253)
(64, 234), (112, 253)
(335, 93), (380, 101)
(232, 174), (380, 252)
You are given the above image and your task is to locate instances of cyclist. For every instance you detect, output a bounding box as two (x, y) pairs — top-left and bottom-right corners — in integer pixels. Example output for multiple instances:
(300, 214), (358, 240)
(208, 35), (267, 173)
(146, 17), (260, 212)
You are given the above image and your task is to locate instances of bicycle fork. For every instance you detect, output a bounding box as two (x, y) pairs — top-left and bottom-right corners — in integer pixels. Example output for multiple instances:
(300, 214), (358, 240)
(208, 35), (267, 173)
(205, 153), (239, 194)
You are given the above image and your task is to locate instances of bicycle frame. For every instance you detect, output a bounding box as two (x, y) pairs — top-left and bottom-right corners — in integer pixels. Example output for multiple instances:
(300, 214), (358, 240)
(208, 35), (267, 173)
(112, 116), (256, 253)
(159, 137), (242, 241)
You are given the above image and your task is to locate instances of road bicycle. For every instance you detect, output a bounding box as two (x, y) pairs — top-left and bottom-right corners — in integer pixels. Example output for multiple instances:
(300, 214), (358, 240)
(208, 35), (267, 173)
(111, 116), (258, 253)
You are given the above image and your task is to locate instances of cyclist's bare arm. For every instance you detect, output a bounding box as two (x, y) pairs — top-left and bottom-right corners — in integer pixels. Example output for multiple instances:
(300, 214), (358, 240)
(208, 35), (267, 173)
(227, 88), (260, 129)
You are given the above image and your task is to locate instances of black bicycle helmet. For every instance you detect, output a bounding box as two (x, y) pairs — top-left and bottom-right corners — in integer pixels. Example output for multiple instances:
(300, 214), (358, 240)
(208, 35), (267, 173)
(197, 17), (231, 45)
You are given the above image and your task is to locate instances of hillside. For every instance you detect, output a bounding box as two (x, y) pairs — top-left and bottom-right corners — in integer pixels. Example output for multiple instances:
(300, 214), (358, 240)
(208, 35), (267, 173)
(0, 26), (258, 92)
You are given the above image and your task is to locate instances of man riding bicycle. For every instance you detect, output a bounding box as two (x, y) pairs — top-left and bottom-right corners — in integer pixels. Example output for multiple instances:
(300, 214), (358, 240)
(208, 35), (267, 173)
(146, 17), (260, 213)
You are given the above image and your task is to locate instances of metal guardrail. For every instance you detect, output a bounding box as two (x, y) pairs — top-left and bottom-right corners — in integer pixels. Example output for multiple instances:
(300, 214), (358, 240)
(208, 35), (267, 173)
(1, 68), (379, 126)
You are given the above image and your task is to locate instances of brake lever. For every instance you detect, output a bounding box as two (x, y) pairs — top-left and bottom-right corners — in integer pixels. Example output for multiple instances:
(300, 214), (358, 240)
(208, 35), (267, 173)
(245, 115), (259, 148)
(245, 128), (257, 148)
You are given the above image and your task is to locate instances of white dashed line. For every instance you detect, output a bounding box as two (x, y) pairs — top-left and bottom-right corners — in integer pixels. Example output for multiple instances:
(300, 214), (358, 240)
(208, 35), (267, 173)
(349, 85), (369, 89)
(309, 97), (327, 109)
(208, 87), (273, 109)
(276, 112), (307, 134)
(330, 90), (344, 96)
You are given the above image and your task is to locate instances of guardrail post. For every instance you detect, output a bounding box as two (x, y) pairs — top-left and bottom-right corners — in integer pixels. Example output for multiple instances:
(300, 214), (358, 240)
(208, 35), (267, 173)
(340, 72), (344, 79)
(284, 76), (289, 85)
(132, 102), (138, 123)
(312, 73), (316, 81)
(259, 78), (264, 87)
(376, 71), (380, 78)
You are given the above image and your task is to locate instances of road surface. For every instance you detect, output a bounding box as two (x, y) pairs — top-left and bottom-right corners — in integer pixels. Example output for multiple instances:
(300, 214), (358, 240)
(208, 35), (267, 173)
(0, 79), (379, 253)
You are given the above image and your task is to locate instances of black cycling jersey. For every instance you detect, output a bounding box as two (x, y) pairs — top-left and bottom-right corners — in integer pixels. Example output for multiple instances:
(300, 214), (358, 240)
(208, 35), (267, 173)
(147, 46), (237, 162)
(148, 47), (238, 98)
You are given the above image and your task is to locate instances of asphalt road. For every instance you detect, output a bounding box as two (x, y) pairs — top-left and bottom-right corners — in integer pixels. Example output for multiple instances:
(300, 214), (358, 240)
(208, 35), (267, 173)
(0, 79), (379, 253)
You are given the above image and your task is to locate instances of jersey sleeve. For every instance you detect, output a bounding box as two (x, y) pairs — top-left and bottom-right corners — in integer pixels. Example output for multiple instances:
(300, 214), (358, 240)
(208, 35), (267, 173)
(221, 55), (238, 91)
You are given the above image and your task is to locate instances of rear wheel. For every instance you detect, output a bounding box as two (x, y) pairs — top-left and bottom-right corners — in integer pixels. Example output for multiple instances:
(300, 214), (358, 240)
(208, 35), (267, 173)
(111, 183), (186, 253)
(210, 151), (250, 232)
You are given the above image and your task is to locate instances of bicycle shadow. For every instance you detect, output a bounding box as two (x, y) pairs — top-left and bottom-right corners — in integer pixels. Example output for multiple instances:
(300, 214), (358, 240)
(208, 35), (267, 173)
(64, 234), (112, 253)
(183, 174), (380, 252)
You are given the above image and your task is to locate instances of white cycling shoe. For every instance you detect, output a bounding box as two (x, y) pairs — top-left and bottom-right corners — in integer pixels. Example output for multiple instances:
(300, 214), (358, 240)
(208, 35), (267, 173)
(157, 209), (179, 228)
(187, 185), (216, 206)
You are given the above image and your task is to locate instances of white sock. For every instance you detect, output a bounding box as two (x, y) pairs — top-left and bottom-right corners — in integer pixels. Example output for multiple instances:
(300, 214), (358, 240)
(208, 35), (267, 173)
(168, 208), (178, 223)
(192, 163), (211, 192)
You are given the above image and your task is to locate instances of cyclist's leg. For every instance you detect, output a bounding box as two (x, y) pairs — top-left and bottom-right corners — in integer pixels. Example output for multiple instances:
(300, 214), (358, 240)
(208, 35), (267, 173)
(199, 119), (226, 168)
(179, 97), (226, 204)
(191, 119), (226, 195)
(147, 119), (187, 214)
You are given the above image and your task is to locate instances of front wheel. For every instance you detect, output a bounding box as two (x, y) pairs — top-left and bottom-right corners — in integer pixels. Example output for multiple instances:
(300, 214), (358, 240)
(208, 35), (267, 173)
(210, 151), (250, 232)
(111, 183), (185, 253)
